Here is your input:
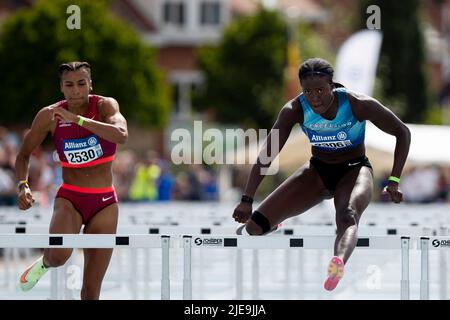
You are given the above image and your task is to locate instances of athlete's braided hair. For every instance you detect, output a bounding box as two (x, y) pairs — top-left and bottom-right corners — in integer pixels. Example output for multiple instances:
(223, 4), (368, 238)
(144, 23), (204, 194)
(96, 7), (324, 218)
(298, 58), (344, 88)
(58, 61), (91, 80)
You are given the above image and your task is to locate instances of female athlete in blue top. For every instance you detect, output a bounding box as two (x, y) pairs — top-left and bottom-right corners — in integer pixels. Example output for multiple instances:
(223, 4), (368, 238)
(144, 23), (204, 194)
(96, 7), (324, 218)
(232, 58), (411, 291)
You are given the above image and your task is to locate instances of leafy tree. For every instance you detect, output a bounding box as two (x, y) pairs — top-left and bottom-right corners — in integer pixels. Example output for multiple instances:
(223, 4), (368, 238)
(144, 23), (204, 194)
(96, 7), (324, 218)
(195, 9), (287, 129)
(297, 22), (335, 64)
(357, 0), (428, 123)
(0, 0), (170, 127)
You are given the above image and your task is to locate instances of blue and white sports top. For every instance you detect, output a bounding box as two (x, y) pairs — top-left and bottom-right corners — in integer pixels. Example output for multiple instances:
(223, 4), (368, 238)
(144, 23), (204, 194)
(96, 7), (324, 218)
(298, 87), (365, 151)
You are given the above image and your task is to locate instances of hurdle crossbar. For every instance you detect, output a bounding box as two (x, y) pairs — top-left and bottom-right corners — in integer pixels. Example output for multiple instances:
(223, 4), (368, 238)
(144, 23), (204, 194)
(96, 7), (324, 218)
(0, 234), (171, 300)
(182, 235), (411, 300)
(0, 234), (168, 248)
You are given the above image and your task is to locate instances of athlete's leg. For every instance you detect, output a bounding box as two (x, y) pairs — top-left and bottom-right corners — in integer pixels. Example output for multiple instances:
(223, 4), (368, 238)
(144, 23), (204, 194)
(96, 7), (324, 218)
(245, 162), (327, 235)
(80, 203), (118, 300)
(44, 198), (83, 267)
(323, 166), (373, 291)
(333, 166), (373, 263)
(19, 198), (82, 292)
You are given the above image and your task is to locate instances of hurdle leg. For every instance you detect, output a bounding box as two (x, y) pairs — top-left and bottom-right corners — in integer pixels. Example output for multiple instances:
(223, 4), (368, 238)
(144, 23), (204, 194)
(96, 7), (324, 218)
(251, 249), (259, 300)
(439, 227), (447, 300)
(161, 236), (170, 300)
(235, 248), (243, 300)
(420, 237), (429, 300)
(144, 248), (150, 300)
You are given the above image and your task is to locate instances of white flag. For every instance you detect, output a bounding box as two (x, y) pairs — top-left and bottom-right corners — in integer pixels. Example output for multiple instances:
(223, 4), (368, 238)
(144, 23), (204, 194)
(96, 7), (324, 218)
(335, 30), (383, 96)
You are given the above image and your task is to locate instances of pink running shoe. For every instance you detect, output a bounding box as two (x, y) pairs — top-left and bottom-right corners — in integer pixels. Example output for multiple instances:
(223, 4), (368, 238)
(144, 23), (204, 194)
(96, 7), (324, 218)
(324, 256), (344, 291)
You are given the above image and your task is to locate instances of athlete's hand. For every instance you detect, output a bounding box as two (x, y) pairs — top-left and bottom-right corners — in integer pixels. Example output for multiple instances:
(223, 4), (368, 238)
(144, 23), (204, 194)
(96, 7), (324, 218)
(52, 107), (78, 123)
(232, 202), (252, 223)
(17, 185), (35, 210)
(382, 182), (403, 203)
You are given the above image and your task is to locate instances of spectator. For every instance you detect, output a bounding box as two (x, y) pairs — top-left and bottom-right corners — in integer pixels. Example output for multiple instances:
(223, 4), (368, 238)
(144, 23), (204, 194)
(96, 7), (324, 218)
(128, 151), (161, 201)
(157, 159), (174, 201)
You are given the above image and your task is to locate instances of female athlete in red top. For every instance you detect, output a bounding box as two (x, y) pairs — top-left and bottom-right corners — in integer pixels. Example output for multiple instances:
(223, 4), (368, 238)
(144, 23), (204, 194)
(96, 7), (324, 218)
(15, 61), (128, 299)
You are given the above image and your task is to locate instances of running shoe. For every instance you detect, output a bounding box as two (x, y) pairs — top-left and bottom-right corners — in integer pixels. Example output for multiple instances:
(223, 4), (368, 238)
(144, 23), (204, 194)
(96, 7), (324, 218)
(236, 223), (281, 235)
(18, 256), (49, 292)
(324, 256), (344, 291)
(236, 224), (247, 235)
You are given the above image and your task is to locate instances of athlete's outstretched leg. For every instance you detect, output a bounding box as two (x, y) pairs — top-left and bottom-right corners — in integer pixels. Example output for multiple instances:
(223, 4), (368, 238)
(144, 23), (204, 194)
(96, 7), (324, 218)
(333, 166), (373, 262)
(243, 161), (326, 235)
(19, 198), (82, 292)
(81, 203), (118, 300)
(324, 166), (373, 291)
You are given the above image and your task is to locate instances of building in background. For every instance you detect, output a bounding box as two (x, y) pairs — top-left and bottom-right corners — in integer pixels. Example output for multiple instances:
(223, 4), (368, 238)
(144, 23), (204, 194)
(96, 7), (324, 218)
(112, 0), (234, 122)
(2, 0), (450, 139)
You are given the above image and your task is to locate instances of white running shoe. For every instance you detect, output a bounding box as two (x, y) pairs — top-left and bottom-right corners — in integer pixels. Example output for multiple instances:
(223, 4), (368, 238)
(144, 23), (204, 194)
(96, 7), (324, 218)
(236, 224), (281, 235)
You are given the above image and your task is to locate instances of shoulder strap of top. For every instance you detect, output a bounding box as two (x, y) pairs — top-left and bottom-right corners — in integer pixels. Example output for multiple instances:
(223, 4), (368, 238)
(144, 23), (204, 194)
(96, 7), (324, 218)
(298, 93), (308, 112)
(86, 95), (99, 118)
(57, 99), (67, 109)
(335, 87), (349, 107)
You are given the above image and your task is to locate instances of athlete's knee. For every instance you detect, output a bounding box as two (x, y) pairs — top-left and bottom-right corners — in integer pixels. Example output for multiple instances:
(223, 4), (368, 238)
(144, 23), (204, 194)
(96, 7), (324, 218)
(45, 249), (72, 267)
(336, 206), (359, 228)
(246, 220), (262, 235)
(246, 211), (272, 235)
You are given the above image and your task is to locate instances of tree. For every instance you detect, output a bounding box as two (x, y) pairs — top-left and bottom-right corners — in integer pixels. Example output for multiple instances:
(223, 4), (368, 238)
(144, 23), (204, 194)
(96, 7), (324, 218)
(0, 0), (170, 127)
(357, 0), (429, 123)
(195, 9), (287, 129)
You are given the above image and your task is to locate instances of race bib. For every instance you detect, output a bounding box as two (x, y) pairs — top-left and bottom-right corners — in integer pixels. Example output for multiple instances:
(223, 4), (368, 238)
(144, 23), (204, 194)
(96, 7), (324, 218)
(311, 140), (353, 149)
(63, 135), (103, 164)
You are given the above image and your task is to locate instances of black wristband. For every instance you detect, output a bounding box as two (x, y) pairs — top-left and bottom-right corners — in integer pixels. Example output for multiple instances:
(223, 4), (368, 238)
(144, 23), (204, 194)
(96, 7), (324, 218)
(241, 195), (253, 204)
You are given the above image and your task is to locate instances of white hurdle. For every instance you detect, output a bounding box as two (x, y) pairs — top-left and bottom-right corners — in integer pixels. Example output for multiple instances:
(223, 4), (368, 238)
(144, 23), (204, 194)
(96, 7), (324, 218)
(419, 236), (450, 300)
(420, 237), (430, 300)
(401, 236), (410, 300)
(438, 227), (448, 300)
(0, 234), (171, 300)
(181, 235), (411, 300)
(4, 227), (450, 300)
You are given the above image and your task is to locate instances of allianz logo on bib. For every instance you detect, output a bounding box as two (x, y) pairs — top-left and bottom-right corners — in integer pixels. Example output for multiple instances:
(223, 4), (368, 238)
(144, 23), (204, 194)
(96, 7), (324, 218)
(87, 137), (98, 146)
(311, 131), (347, 142)
(64, 135), (99, 150)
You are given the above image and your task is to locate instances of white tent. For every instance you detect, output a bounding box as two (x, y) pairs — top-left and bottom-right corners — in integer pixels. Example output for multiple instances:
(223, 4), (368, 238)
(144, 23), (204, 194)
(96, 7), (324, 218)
(235, 123), (450, 176)
(365, 122), (450, 165)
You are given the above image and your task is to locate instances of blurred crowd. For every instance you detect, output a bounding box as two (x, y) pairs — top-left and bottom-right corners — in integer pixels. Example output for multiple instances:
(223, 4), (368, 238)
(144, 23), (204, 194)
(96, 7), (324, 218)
(377, 165), (450, 203)
(0, 127), (218, 207)
(2, 126), (450, 207)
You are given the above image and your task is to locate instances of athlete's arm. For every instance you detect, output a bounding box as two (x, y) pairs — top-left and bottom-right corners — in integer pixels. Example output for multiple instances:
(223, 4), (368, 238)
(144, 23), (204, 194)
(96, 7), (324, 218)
(242, 99), (301, 198)
(349, 92), (411, 203)
(233, 100), (300, 223)
(15, 107), (53, 210)
(52, 97), (128, 144)
(96, 97), (128, 144)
